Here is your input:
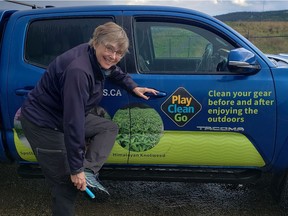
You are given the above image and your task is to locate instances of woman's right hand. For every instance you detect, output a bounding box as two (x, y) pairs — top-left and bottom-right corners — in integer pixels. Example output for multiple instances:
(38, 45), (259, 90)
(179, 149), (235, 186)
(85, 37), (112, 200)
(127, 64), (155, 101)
(71, 172), (86, 191)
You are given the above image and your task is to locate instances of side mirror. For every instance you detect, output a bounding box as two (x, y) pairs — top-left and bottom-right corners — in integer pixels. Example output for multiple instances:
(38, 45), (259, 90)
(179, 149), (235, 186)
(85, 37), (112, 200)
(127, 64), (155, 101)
(227, 48), (261, 74)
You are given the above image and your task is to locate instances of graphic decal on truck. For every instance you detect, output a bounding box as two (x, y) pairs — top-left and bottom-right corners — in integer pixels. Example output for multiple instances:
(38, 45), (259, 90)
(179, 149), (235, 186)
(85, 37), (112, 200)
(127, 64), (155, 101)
(14, 109), (36, 161)
(161, 87), (202, 127)
(113, 104), (164, 152)
(124, 131), (265, 167)
(206, 90), (274, 123)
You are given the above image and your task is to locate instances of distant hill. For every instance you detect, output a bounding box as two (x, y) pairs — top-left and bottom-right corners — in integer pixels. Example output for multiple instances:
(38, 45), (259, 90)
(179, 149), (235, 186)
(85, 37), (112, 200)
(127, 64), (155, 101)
(215, 10), (288, 22)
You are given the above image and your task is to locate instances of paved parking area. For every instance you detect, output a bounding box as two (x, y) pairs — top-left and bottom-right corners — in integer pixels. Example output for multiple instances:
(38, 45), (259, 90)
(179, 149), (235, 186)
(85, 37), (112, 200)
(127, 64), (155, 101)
(0, 163), (286, 216)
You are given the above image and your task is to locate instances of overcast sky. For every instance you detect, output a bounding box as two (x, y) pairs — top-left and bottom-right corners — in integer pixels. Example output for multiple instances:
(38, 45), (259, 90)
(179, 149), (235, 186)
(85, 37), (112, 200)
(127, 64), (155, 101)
(1, 0), (288, 16)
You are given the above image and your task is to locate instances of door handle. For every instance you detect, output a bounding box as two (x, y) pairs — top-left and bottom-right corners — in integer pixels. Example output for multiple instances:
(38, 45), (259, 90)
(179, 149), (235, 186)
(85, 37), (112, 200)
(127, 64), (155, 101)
(145, 91), (167, 98)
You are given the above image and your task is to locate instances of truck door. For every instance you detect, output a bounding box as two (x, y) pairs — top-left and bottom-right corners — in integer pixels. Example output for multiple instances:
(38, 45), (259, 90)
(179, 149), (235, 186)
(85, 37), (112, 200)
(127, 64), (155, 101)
(0, 10), (15, 162)
(118, 11), (275, 168)
(1, 9), (129, 164)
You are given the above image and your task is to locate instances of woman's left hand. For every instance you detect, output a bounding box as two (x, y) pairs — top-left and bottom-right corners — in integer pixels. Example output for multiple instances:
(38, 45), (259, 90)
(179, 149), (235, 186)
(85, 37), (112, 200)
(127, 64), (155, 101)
(132, 87), (158, 100)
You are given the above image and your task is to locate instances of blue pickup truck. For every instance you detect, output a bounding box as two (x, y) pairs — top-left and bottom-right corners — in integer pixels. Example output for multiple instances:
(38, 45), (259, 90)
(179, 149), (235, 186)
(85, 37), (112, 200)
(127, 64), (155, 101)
(1, 4), (288, 207)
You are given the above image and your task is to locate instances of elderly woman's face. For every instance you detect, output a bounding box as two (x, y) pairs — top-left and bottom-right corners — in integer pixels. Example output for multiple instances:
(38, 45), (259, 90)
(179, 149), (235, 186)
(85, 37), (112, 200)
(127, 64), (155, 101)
(95, 42), (124, 69)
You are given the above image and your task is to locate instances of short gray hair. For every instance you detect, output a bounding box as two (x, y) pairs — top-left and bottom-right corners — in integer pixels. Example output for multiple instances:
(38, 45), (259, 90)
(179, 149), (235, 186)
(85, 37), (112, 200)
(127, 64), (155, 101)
(89, 22), (129, 55)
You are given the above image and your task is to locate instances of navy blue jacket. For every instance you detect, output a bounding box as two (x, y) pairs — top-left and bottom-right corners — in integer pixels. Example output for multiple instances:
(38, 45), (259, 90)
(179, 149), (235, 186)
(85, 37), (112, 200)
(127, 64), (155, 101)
(21, 43), (137, 174)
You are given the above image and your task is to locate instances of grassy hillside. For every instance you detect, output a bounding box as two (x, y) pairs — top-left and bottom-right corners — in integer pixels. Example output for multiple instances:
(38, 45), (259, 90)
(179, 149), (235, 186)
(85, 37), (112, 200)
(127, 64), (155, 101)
(216, 10), (288, 54)
(215, 10), (288, 22)
(226, 21), (288, 53)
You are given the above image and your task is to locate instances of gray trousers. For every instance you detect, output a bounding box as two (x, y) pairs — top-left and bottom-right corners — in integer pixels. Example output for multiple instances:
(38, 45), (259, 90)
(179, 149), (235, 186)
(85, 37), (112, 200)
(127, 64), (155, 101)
(20, 113), (118, 216)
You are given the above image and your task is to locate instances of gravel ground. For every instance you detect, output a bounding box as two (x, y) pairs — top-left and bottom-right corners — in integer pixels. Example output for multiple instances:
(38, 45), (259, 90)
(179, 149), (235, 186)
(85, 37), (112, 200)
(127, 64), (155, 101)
(0, 163), (287, 216)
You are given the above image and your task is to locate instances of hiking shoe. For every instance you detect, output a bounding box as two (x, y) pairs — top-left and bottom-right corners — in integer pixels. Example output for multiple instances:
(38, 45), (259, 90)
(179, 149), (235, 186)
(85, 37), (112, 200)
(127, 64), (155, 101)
(84, 169), (110, 195)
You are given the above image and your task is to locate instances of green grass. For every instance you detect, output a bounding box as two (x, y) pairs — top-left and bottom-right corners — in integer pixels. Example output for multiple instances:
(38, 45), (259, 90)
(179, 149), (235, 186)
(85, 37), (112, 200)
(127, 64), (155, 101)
(226, 21), (288, 54)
